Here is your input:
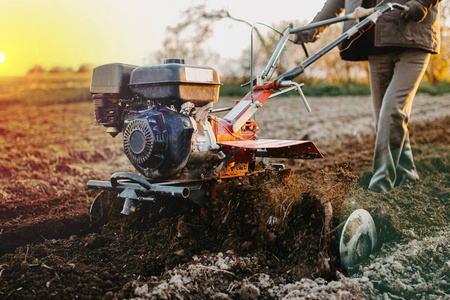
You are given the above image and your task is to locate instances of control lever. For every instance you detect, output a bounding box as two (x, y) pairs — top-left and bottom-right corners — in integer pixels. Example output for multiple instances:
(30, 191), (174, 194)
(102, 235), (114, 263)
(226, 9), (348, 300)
(279, 81), (312, 112)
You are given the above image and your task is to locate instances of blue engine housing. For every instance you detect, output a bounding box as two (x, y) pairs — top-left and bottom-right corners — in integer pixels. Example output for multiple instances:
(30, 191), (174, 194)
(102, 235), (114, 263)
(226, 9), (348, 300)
(123, 107), (194, 179)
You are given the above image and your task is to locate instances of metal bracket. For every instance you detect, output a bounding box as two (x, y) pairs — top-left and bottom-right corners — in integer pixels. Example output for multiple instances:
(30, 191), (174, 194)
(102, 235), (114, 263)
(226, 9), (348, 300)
(269, 83), (304, 99)
(88, 172), (191, 215)
(118, 188), (139, 215)
(279, 81), (311, 112)
(213, 146), (240, 175)
(224, 100), (263, 133)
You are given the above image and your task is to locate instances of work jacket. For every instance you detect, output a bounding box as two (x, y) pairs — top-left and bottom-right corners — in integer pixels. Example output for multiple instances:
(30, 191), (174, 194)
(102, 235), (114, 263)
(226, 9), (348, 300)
(312, 0), (441, 61)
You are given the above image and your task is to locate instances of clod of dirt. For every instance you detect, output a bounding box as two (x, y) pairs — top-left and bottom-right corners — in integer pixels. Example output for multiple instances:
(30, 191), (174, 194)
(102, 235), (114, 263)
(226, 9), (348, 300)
(353, 227), (450, 299)
(130, 252), (366, 299)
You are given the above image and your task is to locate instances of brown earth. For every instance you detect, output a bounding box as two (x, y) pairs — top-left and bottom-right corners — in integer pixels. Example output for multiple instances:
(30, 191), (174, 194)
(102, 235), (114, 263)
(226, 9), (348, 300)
(0, 95), (449, 299)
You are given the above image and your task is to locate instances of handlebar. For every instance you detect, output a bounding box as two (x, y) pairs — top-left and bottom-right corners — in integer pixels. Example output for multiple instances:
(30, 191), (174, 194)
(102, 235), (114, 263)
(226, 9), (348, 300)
(269, 3), (408, 89)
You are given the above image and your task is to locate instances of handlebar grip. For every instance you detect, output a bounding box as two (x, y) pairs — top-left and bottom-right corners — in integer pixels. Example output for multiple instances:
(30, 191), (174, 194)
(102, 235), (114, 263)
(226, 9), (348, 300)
(273, 2), (407, 90)
(375, 3), (409, 13)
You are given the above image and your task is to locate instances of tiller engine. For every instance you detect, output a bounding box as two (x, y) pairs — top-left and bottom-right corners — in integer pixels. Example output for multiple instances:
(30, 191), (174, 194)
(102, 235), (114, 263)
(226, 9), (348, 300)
(87, 59), (322, 212)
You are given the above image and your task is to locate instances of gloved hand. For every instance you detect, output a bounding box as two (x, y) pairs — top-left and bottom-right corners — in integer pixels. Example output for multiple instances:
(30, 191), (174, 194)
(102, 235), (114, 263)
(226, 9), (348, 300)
(293, 29), (320, 44)
(403, 0), (428, 22)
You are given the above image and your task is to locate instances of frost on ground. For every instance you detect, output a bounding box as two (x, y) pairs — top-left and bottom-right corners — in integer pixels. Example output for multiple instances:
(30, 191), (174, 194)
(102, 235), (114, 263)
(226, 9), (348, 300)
(352, 227), (450, 300)
(131, 252), (365, 300)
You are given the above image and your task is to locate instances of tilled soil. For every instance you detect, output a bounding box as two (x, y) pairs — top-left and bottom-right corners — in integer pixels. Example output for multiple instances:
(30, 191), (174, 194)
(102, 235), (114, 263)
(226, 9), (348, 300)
(0, 96), (449, 299)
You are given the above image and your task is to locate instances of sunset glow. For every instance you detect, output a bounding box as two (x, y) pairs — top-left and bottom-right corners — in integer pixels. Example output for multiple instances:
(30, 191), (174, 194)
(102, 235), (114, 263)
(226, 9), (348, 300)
(0, 52), (5, 63)
(0, 0), (169, 76)
(0, 0), (325, 77)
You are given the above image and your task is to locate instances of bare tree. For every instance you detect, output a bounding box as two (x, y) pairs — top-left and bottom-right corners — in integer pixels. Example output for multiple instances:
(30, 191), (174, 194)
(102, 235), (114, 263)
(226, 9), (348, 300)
(156, 1), (356, 83)
(155, 1), (271, 67)
(156, 1), (448, 86)
(155, 0), (302, 82)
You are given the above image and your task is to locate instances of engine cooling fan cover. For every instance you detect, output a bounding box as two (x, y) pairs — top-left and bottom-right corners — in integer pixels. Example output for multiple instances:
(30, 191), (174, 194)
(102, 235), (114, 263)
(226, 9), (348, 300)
(123, 119), (156, 165)
(121, 108), (194, 179)
(123, 115), (167, 169)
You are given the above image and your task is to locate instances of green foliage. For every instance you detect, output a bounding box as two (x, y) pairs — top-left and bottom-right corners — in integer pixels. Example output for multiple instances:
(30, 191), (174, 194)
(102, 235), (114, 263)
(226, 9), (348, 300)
(219, 81), (450, 98)
(219, 83), (248, 98)
(218, 82), (372, 98)
(418, 81), (450, 96)
(301, 83), (371, 97)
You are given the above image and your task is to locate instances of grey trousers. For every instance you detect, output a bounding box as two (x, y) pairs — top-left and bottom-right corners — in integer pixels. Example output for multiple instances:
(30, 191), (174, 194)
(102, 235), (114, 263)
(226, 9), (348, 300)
(368, 49), (431, 192)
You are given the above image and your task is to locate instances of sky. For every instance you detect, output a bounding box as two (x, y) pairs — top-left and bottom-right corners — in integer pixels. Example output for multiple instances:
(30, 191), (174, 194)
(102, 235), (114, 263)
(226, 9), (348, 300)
(0, 0), (326, 76)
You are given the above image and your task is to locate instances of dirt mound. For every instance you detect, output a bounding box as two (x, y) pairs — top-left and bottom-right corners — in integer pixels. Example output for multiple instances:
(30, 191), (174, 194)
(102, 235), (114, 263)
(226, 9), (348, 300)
(0, 171), (350, 299)
(0, 99), (449, 299)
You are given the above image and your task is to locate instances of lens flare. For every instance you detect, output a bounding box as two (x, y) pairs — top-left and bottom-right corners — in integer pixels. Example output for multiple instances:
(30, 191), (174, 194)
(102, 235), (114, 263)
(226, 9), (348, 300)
(0, 52), (5, 63)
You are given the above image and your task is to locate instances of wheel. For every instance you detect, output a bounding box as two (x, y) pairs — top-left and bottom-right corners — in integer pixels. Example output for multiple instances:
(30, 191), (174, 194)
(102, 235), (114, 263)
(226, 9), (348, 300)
(339, 209), (377, 270)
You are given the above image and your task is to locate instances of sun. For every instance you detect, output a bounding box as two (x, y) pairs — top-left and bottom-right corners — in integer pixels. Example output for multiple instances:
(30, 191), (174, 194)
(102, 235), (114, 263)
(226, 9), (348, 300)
(0, 52), (5, 63)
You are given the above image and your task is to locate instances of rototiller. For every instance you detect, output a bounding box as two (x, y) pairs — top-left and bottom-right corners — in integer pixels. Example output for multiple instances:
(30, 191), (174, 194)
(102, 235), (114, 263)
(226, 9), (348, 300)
(87, 3), (409, 269)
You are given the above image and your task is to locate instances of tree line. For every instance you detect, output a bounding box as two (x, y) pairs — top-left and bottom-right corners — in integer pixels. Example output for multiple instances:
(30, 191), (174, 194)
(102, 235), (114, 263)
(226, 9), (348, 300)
(154, 2), (449, 86)
(27, 64), (92, 75)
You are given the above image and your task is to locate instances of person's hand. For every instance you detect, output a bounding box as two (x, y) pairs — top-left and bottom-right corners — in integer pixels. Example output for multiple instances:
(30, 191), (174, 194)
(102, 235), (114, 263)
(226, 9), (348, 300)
(403, 0), (428, 22)
(293, 29), (320, 44)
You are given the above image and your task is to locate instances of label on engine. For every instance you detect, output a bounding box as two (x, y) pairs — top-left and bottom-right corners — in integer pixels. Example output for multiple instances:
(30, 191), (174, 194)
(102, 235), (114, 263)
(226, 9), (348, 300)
(185, 68), (214, 82)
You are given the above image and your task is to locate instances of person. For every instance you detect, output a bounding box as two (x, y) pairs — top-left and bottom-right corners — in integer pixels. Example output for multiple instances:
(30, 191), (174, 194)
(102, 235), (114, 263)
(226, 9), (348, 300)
(295, 0), (442, 192)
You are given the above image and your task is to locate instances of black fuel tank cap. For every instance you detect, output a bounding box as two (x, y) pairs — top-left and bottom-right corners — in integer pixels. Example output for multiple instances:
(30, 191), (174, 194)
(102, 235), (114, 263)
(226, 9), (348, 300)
(164, 58), (185, 64)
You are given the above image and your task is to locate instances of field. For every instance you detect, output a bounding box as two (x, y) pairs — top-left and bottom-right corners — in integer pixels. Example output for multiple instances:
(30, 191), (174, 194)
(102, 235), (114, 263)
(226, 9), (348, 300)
(0, 76), (449, 299)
